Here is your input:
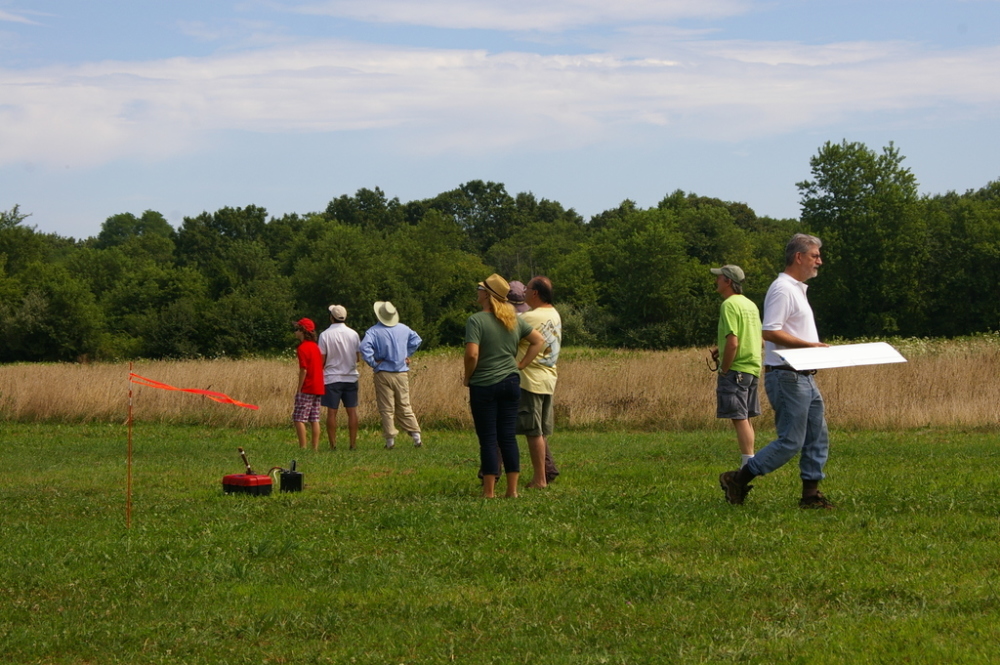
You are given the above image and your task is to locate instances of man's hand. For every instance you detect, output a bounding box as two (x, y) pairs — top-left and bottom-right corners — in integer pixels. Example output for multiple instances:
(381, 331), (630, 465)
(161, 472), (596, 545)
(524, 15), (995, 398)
(706, 347), (720, 372)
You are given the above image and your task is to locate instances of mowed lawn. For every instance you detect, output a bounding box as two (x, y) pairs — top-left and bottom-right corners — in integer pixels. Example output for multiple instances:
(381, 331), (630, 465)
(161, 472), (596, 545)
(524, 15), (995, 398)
(1, 423), (998, 664)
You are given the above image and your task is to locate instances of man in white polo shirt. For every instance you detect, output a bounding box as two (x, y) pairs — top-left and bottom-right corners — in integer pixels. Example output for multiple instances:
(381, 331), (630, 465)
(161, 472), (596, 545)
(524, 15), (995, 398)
(719, 233), (834, 509)
(317, 304), (361, 451)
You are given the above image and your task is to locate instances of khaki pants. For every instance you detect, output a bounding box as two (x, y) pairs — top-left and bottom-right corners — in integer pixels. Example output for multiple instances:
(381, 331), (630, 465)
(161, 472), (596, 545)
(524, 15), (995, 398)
(373, 371), (420, 439)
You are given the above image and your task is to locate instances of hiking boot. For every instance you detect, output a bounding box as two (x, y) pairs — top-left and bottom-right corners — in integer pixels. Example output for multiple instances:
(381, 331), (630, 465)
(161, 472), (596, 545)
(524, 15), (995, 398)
(799, 492), (835, 510)
(719, 470), (752, 505)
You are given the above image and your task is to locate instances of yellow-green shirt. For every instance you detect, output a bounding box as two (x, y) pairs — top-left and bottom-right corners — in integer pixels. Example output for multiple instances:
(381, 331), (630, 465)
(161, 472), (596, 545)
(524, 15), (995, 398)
(717, 294), (762, 377)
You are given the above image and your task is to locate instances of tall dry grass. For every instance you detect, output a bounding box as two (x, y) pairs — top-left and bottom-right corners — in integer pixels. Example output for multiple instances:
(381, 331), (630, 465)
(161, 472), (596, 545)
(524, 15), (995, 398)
(3, 337), (1000, 430)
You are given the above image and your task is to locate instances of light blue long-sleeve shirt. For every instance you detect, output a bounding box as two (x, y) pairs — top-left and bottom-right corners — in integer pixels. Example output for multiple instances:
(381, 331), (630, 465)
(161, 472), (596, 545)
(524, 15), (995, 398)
(360, 322), (422, 373)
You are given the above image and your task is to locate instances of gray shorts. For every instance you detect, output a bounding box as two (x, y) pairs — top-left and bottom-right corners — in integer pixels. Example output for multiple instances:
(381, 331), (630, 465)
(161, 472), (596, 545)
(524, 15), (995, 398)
(716, 370), (761, 420)
(516, 390), (554, 437)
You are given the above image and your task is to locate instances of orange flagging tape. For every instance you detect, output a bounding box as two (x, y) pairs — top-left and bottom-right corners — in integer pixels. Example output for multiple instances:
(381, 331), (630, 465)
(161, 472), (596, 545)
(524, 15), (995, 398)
(129, 373), (259, 410)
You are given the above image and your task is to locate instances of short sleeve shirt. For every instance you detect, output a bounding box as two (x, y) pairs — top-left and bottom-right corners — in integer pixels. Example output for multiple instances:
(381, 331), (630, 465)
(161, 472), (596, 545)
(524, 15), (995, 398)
(517, 307), (562, 394)
(296, 340), (326, 395)
(465, 312), (534, 387)
(717, 294), (762, 377)
(762, 272), (819, 366)
(317, 323), (360, 383)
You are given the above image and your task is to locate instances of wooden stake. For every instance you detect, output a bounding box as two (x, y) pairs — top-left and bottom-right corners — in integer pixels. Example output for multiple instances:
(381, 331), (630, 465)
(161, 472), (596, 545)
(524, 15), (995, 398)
(127, 361), (133, 529)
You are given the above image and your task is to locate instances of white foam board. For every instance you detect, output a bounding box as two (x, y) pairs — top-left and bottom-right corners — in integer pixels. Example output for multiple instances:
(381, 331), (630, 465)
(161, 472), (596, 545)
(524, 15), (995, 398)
(774, 342), (907, 371)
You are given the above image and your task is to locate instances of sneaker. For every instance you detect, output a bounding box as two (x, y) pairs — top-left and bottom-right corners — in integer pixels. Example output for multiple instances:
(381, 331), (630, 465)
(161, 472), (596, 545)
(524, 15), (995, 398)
(411, 432), (422, 448)
(719, 470), (753, 505)
(384, 437), (395, 450)
(799, 492), (835, 510)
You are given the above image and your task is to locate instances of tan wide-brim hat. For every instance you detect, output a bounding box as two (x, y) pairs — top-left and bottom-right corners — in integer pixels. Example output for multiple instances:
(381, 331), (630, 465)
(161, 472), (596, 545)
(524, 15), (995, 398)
(374, 301), (399, 327)
(478, 273), (510, 302)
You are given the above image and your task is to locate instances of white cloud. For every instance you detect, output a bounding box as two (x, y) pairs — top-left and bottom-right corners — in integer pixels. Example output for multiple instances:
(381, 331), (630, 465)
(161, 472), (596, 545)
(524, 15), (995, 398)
(0, 9), (38, 25)
(287, 0), (753, 31)
(176, 18), (294, 47)
(1, 37), (999, 168)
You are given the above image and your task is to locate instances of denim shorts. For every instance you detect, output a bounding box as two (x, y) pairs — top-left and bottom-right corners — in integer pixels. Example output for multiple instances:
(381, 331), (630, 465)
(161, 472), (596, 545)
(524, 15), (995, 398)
(716, 370), (761, 419)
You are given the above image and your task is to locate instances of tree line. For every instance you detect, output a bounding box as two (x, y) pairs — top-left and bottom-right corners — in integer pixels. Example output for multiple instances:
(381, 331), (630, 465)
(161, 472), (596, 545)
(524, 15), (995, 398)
(2, 140), (999, 363)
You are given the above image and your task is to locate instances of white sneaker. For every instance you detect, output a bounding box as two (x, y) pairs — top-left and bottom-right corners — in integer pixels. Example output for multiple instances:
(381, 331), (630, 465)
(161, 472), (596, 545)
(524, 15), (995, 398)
(385, 437), (395, 450)
(412, 432), (422, 448)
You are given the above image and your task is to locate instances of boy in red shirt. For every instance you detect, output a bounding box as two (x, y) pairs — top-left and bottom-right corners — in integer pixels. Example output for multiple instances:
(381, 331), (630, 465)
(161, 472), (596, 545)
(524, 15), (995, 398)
(293, 318), (325, 450)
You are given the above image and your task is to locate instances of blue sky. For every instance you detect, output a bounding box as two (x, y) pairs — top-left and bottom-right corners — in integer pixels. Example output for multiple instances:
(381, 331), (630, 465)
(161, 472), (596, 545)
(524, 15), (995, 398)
(2, 0), (999, 238)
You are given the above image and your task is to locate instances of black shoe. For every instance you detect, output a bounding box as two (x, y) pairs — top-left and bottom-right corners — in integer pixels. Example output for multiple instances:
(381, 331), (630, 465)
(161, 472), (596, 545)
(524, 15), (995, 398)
(799, 492), (835, 510)
(719, 470), (752, 505)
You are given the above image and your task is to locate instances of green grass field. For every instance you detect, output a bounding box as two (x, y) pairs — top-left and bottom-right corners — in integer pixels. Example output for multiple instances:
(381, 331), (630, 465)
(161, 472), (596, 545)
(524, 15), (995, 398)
(1, 423), (998, 664)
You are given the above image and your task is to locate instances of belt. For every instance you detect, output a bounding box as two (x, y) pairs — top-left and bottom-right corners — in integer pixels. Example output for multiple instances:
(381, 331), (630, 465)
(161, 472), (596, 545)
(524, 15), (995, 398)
(764, 365), (817, 376)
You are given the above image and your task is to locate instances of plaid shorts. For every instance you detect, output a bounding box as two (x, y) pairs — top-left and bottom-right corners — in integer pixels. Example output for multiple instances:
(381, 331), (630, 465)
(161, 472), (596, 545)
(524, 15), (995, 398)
(292, 392), (323, 422)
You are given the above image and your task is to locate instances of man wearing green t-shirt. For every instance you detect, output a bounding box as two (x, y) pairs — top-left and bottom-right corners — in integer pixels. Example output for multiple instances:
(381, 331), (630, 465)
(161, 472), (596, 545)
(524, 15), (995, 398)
(710, 265), (763, 470)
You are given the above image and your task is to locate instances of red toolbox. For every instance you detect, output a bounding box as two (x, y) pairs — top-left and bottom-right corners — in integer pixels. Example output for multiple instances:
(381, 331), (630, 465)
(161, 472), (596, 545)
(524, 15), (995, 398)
(222, 473), (273, 496)
(222, 447), (273, 496)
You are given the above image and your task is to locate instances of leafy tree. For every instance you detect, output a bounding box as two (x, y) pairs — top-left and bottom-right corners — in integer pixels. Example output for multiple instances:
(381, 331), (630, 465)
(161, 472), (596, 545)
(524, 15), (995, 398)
(290, 221), (388, 324)
(486, 218), (597, 311)
(427, 180), (522, 254)
(0, 262), (104, 361)
(798, 141), (928, 337)
(922, 183), (1000, 335)
(95, 210), (174, 247)
(205, 239), (281, 298)
(0, 205), (76, 275)
(207, 277), (296, 357)
(659, 191), (752, 268)
(388, 210), (488, 346)
(587, 205), (713, 347)
(136, 295), (215, 359)
(265, 213), (333, 277)
(325, 187), (406, 232)
(175, 205), (268, 268)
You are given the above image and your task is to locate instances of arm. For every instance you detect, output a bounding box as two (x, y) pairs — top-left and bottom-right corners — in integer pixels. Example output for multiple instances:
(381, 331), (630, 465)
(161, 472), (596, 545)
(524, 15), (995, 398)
(517, 329), (545, 370)
(296, 346), (309, 392)
(317, 334), (327, 369)
(359, 334), (377, 369)
(407, 328), (422, 357)
(761, 285), (829, 350)
(720, 334), (739, 374)
(762, 329), (829, 349)
(464, 343), (479, 387)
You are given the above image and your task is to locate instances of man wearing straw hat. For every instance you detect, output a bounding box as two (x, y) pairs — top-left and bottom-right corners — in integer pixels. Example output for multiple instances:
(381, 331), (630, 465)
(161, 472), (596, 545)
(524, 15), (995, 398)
(360, 301), (423, 449)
